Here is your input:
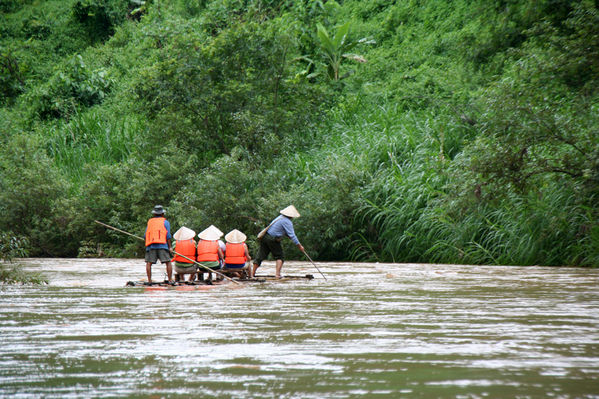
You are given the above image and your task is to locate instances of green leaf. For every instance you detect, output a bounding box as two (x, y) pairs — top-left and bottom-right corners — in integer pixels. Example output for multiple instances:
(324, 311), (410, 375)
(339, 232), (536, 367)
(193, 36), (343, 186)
(333, 21), (350, 48)
(316, 23), (334, 54)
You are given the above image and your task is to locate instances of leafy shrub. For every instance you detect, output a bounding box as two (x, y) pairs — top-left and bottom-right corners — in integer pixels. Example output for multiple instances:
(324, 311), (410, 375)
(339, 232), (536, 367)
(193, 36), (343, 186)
(72, 151), (193, 257)
(429, 3), (599, 266)
(0, 232), (46, 284)
(0, 232), (29, 262)
(170, 0), (208, 17)
(0, 264), (47, 285)
(21, 14), (54, 39)
(461, 3), (599, 196)
(0, 134), (72, 256)
(71, 0), (132, 42)
(169, 149), (271, 243)
(0, 0), (31, 13)
(198, 0), (299, 35)
(294, 154), (369, 260)
(0, 46), (26, 103)
(30, 54), (112, 119)
(136, 18), (327, 164)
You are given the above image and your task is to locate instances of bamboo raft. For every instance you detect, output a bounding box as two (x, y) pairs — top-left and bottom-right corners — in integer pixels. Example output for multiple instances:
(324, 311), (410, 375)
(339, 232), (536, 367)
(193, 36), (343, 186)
(125, 274), (314, 289)
(248, 274), (315, 282)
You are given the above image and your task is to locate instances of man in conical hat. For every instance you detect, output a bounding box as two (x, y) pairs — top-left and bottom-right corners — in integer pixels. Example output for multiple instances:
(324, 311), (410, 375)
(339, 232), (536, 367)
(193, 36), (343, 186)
(252, 205), (304, 279)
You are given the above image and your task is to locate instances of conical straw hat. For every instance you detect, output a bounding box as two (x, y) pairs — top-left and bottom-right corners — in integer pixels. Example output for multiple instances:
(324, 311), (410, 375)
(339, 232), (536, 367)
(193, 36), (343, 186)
(225, 229), (246, 244)
(198, 225), (223, 240)
(173, 226), (196, 241)
(280, 205), (300, 218)
(212, 225), (224, 236)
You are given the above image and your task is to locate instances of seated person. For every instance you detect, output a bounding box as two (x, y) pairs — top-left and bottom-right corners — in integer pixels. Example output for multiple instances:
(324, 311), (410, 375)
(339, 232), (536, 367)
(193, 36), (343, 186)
(222, 229), (252, 279)
(171, 226), (197, 282)
(196, 225), (224, 281)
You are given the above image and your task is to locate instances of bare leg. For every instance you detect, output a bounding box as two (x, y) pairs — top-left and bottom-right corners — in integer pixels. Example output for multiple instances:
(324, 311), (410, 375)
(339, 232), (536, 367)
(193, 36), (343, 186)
(275, 259), (283, 279)
(146, 262), (153, 283)
(166, 262), (173, 282)
(251, 263), (259, 278)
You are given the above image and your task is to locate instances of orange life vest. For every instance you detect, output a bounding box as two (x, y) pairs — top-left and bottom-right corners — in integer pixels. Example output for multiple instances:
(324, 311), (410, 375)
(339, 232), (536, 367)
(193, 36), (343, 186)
(145, 217), (167, 246)
(225, 243), (246, 264)
(173, 239), (196, 263)
(197, 240), (219, 262)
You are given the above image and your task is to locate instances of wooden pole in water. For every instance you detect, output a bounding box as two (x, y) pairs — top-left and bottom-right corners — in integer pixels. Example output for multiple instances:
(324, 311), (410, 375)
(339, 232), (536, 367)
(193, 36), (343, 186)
(94, 220), (241, 285)
(301, 249), (327, 280)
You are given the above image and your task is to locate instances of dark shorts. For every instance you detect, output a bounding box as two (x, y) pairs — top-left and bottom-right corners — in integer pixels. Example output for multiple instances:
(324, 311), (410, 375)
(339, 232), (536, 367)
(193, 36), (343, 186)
(145, 248), (172, 264)
(174, 262), (196, 274)
(255, 234), (283, 266)
(197, 261), (221, 271)
(223, 263), (247, 270)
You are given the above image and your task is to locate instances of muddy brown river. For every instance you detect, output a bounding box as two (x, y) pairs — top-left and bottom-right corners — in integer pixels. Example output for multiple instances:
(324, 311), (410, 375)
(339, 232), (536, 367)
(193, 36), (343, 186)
(1, 259), (598, 398)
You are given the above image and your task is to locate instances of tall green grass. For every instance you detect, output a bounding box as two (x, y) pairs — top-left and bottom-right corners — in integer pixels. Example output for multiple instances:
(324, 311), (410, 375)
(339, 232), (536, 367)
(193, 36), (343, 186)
(357, 170), (596, 266)
(439, 188), (589, 266)
(296, 97), (471, 261)
(45, 109), (143, 184)
(305, 95), (597, 266)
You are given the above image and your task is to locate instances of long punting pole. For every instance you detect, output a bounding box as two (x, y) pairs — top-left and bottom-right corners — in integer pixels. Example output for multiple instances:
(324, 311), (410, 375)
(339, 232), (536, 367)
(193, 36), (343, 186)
(301, 250), (327, 280)
(94, 220), (241, 285)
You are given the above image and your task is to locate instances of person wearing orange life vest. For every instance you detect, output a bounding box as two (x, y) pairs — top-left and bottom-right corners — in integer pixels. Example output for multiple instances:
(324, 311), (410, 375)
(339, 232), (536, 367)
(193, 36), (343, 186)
(171, 226), (197, 282)
(145, 205), (173, 283)
(222, 229), (252, 278)
(196, 225), (224, 281)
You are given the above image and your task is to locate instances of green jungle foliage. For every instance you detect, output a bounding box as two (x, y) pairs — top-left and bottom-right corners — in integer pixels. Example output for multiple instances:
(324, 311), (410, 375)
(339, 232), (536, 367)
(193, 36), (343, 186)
(0, 231), (29, 262)
(0, 0), (597, 266)
(0, 230), (46, 284)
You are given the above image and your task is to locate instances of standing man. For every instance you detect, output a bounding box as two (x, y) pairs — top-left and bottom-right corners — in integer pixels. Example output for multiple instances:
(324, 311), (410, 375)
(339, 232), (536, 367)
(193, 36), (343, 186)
(252, 205), (304, 279)
(145, 205), (173, 283)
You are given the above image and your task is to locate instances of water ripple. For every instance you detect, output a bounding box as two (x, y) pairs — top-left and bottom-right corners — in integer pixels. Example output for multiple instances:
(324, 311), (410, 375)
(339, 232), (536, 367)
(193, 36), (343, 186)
(1, 259), (598, 398)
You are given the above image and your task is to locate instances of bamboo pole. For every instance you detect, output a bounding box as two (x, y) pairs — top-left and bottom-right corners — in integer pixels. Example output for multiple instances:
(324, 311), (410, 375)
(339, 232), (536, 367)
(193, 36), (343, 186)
(301, 250), (327, 280)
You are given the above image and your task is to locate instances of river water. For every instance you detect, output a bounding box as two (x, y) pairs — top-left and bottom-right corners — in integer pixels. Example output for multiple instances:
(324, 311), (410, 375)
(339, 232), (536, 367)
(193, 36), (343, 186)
(1, 259), (598, 398)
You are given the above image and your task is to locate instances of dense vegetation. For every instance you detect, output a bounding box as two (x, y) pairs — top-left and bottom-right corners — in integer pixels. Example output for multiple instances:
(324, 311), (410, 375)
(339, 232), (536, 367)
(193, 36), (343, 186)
(1, 0), (597, 266)
(0, 231), (46, 284)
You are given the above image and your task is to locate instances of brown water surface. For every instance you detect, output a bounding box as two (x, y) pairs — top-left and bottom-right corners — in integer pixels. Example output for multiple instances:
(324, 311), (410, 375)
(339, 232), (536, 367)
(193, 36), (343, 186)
(1, 259), (598, 398)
